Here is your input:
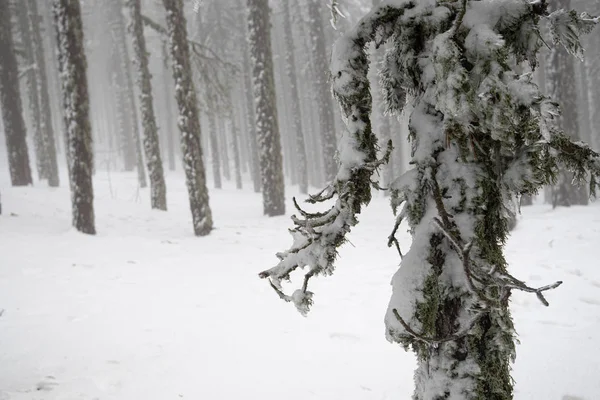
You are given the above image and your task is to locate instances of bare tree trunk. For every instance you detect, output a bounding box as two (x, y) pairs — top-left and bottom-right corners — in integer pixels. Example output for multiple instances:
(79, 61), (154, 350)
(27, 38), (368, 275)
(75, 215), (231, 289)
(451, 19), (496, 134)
(585, 1), (600, 151)
(161, 42), (177, 171)
(163, 0), (212, 236)
(228, 112), (243, 190)
(282, 1), (308, 194)
(248, 0), (285, 216)
(207, 109), (222, 189)
(218, 118), (231, 182)
(28, 0), (60, 187)
(16, 0), (45, 180)
(307, 0), (337, 182)
(0, 0), (33, 186)
(240, 2), (261, 193)
(127, 0), (167, 210)
(547, 0), (588, 206)
(41, 0), (65, 156)
(53, 0), (95, 234)
(107, 1), (146, 188)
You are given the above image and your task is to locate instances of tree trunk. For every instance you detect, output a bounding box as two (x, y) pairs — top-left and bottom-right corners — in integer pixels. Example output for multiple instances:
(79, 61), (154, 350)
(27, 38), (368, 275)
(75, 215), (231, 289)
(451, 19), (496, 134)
(218, 118), (231, 182)
(585, 1), (600, 151)
(207, 109), (222, 189)
(127, 0), (167, 210)
(307, 0), (337, 182)
(0, 0), (33, 186)
(28, 0), (60, 187)
(229, 113), (243, 190)
(282, 0), (308, 194)
(247, 0), (285, 216)
(53, 0), (95, 234)
(16, 0), (45, 180)
(41, 0), (65, 156)
(161, 42), (177, 172)
(547, 0), (588, 206)
(240, 2), (261, 193)
(162, 0), (212, 236)
(107, 1), (146, 189)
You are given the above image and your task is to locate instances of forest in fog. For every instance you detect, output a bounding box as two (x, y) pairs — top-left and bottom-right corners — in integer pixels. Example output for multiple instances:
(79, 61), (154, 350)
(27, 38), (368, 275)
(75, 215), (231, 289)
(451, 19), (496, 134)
(1, 0), (599, 230)
(2, 0), (600, 399)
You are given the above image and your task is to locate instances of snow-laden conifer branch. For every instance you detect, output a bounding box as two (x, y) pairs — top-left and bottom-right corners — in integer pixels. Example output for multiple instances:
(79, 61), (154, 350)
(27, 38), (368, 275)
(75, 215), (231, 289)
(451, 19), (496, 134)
(259, 4), (412, 314)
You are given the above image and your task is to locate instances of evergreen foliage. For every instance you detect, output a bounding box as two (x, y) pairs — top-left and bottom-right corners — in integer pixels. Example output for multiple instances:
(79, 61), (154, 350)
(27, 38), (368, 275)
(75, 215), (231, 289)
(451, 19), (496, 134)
(261, 0), (600, 398)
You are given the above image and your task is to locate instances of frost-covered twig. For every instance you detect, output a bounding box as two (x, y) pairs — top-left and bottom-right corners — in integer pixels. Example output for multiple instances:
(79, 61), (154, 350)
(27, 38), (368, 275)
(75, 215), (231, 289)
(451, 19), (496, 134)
(387, 209), (405, 259)
(431, 213), (562, 308)
(392, 309), (484, 345)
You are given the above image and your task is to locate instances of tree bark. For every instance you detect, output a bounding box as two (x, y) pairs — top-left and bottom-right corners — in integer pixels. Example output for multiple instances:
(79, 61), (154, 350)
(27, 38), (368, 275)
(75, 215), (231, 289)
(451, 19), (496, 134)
(0, 0), (33, 186)
(247, 0), (286, 216)
(53, 0), (95, 234)
(127, 0), (167, 210)
(162, 0), (212, 236)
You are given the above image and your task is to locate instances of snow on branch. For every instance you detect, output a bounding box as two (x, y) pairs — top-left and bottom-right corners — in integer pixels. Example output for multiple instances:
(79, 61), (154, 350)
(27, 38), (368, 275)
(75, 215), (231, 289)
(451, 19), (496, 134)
(259, 3), (411, 315)
(549, 9), (599, 60)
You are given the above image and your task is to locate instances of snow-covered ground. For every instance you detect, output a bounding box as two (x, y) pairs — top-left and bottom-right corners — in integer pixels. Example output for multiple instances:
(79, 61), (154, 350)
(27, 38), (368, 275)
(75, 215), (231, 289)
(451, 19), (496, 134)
(1, 170), (599, 400)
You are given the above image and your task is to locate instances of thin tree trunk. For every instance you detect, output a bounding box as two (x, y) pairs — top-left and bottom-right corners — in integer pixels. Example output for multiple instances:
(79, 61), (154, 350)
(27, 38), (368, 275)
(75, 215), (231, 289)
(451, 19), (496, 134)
(229, 113), (243, 190)
(41, 0), (65, 156)
(162, 0), (212, 236)
(207, 109), (222, 189)
(307, 0), (337, 182)
(53, 0), (95, 234)
(248, 0), (286, 216)
(28, 0), (60, 187)
(282, 1), (307, 194)
(1, 0), (33, 186)
(547, 0), (588, 206)
(16, 0), (45, 180)
(240, 2), (261, 193)
(161, 42), (177, 171)
(218, 118), (231, 182)
(127, 0), (167, 210)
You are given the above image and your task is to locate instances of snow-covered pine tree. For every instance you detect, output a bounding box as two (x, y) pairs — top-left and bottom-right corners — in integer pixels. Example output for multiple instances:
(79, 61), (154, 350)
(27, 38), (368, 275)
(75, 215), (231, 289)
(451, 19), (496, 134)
(53, 0), (95, 235)
(247, 0), (285, 216)
(127, 0), (167, 211)
(260, 1), (600, 398)
(0, 0), (33, 186)
(162, 0), (213, 236)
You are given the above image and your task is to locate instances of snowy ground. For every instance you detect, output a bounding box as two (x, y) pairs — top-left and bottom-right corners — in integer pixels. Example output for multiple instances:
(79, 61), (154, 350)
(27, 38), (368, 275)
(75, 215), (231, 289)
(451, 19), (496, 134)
(1, 169), (599, 400)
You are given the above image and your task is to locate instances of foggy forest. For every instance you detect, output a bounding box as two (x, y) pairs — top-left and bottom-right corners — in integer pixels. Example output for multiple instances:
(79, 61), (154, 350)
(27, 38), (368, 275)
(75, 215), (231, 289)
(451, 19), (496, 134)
(1, 0), (600, 399)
